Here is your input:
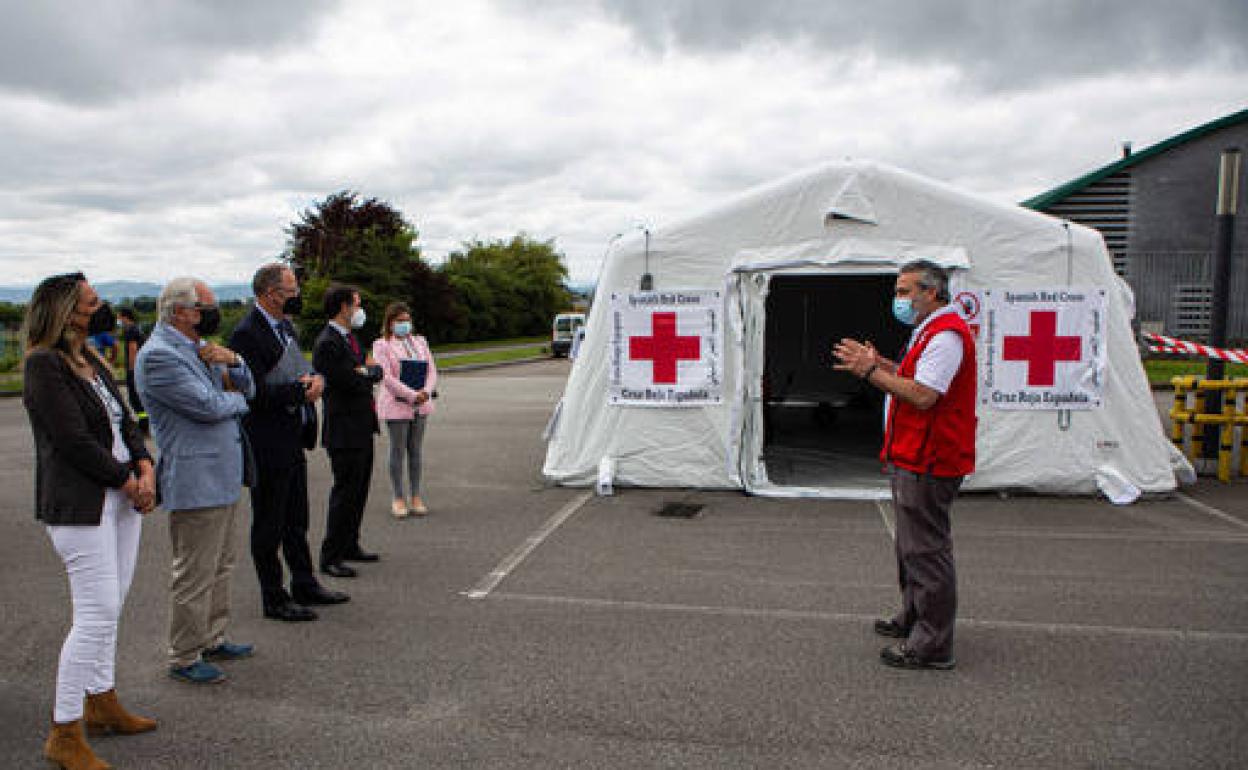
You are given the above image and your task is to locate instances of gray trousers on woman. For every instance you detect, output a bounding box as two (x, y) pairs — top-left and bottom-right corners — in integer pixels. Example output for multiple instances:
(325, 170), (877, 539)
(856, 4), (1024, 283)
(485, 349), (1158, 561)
(386, 417), (428, 499)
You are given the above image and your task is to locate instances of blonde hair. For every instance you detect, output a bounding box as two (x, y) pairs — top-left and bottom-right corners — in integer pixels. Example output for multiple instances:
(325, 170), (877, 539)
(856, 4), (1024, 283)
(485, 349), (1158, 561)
(23, 272), (89, 365)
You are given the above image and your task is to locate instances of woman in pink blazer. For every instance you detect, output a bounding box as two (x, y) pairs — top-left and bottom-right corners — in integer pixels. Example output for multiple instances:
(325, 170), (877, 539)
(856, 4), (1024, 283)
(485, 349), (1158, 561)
(372, 303), (437, 517)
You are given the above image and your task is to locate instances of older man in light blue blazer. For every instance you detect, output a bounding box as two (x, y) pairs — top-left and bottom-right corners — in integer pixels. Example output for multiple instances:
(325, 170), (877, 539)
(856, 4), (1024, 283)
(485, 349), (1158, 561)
(136, 277), (257, 685)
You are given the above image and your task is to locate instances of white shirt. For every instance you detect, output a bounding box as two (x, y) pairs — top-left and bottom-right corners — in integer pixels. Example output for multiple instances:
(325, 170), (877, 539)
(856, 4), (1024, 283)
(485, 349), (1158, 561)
(906, 305), (964, 395)
(257, 304), (291, 346)
(882, 305), (966, 429)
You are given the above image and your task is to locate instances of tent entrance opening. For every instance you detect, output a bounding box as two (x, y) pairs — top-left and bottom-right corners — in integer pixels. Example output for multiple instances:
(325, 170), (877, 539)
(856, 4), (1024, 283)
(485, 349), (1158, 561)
(762, 274), (907, 488)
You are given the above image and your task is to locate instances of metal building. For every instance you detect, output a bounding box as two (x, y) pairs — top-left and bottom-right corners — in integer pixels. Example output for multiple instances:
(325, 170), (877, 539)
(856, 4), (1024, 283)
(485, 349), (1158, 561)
(1023, 108), (1248, 341)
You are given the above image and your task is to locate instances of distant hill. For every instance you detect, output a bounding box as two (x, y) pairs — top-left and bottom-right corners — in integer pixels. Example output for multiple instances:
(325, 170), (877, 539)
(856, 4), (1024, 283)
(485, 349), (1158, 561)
(0, 281), (254, 304)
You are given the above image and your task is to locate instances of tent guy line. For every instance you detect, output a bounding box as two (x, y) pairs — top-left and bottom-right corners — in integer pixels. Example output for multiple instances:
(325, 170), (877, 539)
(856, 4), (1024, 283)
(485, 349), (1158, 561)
(462, 490), (595, 599)
(874, 499), (895, 540)
(1175, 492), (1248, 532)
(488, 592), (1248, 644)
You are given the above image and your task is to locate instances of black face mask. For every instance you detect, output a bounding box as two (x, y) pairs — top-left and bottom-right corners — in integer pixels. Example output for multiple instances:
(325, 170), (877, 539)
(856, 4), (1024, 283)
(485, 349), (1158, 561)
(281, 294), (303, 316)
(87, 302), (115, 335)
(194, 307), (222, 337)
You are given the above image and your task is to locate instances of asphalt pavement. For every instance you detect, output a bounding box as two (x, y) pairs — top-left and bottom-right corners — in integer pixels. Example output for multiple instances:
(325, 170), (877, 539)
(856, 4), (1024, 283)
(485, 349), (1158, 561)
(2, 358), (1246, 768)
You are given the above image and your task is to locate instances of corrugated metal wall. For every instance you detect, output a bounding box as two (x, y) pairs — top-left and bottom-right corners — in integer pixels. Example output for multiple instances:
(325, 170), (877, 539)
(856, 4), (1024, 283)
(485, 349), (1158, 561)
(1125, 251), (1248, 340)
(1043, 172), (1132, 274)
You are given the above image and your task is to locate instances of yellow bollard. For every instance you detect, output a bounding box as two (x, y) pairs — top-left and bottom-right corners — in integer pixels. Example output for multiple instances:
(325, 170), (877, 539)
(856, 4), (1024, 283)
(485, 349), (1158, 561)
(1163, 374), (1248, 480)
(1192, 385), (1206, 460)
(1169, 376), (1189, 456)
(1238, 383), (1248, 478)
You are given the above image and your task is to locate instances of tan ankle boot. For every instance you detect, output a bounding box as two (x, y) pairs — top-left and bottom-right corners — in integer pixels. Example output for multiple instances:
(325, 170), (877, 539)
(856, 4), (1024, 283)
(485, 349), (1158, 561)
(84, 689), (157, 735)
(44, 719), (111, 770)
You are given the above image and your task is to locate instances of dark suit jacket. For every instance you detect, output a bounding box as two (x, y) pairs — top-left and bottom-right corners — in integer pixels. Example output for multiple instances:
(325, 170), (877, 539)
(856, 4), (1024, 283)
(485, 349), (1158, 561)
(312, 324), (382, 451)
(23, 348), (151, 525)
(229, 306), (318, 467)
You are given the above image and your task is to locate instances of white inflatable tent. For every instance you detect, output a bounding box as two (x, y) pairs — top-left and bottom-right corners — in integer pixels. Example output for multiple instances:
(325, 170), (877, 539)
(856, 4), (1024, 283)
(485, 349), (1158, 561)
(542, 161), (1192, 500)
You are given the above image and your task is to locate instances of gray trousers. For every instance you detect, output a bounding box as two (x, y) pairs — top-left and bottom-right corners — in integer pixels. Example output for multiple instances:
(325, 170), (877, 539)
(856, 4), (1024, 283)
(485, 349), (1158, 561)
(386, 416), (428, 499)
(890, 469), (962, 661)
(168, 502), (238, 667)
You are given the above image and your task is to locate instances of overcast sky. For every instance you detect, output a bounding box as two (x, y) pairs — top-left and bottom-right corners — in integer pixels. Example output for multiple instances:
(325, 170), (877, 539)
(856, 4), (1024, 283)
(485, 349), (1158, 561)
(1, 0), (1244, 287)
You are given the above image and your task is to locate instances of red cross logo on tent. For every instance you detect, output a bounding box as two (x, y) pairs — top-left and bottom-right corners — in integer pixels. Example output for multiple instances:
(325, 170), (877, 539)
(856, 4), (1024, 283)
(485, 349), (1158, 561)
(629, 311), (700, 384)
(1002, 310), (1082, 386)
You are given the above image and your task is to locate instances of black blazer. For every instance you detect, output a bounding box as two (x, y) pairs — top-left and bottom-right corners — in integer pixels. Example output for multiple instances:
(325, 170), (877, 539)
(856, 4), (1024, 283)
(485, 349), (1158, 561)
(229, 306), (318, 466)
(312, 325), (382, 451)
(23, 348), (151, 525)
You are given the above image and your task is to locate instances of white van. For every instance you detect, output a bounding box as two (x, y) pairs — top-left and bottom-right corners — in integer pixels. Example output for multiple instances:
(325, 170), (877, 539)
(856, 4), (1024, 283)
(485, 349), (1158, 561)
(551, 312), (586, 357)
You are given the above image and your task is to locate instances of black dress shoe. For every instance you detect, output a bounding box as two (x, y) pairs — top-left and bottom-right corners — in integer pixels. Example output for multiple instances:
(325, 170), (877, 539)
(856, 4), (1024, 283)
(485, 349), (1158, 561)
(263, 600), (318, 622)
(292, 585), (351, 606)
(343, 549), (380, 562)
(321, 562), (358, 578)
(880, 643), (955, 671)
(873, 619), (909, 639)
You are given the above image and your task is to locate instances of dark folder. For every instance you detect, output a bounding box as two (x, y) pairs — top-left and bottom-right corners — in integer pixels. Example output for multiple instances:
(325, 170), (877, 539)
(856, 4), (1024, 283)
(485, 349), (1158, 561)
(399, 359), (428, 391)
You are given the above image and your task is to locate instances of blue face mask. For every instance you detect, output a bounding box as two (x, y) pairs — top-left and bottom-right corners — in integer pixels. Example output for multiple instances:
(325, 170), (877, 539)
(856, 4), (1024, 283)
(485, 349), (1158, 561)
(892, 297), (917, 326)
(393, 321), (412, 337)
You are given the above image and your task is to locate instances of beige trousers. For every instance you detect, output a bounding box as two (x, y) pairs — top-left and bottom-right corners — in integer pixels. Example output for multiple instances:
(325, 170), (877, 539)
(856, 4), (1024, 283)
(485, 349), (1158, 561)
(168, 502), (238, 668)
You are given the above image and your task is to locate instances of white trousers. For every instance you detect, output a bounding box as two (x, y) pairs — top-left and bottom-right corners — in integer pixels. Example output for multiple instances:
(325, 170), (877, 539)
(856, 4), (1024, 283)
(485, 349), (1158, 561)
(45, 489), (142, 723)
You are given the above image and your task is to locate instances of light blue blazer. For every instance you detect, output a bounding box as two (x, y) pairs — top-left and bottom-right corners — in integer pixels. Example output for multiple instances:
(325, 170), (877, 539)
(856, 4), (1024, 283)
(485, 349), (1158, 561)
(135, 322), (256, 512)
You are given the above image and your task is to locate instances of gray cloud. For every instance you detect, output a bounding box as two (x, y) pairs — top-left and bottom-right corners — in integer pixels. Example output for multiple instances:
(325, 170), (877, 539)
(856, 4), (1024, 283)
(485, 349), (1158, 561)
(0, 0), (339, 103)
(579, 0), (1248, 89)
(0, 1), (1242, 287)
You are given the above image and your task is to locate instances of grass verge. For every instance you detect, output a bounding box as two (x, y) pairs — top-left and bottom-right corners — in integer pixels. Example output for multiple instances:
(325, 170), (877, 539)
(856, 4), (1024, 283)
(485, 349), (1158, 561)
(1143, 359), (1248, 387)
(437, 344), (549, 369)
(0, 347), (556, 394)
(432, 336), (547, 354)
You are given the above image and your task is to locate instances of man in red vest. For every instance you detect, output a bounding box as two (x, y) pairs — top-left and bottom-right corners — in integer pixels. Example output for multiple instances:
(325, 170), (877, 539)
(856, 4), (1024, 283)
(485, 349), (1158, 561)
(833, 260), (976, 670)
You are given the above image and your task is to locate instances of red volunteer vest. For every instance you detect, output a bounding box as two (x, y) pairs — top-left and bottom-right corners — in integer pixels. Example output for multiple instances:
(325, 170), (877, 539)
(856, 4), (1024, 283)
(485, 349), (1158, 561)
(881, 309), (977, 477)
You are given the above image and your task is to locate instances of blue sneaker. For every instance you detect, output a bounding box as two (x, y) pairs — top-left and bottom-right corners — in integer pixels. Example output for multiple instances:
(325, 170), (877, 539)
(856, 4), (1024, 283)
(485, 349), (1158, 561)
(169, 660), (227, 684)
(202, 642), (255, 661)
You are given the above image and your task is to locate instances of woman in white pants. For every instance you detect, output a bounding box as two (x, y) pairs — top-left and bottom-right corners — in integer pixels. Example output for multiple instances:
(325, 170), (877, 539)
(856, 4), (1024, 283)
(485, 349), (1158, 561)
(22, 273), (158, 770)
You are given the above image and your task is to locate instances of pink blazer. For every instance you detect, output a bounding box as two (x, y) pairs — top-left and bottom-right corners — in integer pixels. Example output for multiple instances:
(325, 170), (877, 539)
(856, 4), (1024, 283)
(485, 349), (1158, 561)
(373, 334), (438, 420)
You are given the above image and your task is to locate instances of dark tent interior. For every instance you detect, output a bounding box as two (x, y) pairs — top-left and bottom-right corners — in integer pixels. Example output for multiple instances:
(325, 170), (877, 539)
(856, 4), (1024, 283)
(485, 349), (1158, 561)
(762, 274), (908, 488)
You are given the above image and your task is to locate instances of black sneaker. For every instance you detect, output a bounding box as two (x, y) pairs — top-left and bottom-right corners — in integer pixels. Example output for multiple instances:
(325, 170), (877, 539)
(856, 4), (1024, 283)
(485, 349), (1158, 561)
(880, 643), (955, 671)
(873, 619), (908, 638)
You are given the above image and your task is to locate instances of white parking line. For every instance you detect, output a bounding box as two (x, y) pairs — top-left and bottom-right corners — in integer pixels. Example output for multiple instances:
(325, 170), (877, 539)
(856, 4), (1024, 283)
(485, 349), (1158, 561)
(463, 490), (594, 599)
(874, 499), (895, 540)
(1176, 492), (1248, 532)
(490, 592), (1248, 643)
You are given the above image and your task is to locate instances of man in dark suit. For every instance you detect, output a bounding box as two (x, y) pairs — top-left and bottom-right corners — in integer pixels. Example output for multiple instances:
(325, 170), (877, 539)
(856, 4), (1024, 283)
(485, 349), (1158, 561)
(313, 285), (383, 577)
(228, 263), (349, 621)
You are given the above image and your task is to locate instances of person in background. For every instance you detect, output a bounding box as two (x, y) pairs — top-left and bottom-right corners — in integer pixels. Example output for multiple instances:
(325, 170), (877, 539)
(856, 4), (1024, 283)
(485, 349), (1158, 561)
(833, 259), (976, 671)
(372, 302), (437, 518)
(118, 306), (148, 432)
(21, 272), (157, 770)
(136, 277), (256, 685)
(312, 284), (383, 577)
(229, 263), (348, 622)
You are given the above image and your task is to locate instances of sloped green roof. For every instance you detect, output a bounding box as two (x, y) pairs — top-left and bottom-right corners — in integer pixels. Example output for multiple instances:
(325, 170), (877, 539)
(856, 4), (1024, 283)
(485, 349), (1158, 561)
(1021, 107), (1248, 210)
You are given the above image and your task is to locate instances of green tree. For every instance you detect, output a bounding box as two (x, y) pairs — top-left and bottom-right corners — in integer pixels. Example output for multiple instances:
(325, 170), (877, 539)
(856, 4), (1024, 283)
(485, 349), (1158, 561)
(285, 191), (454, 346)
(440, 235), (571, 341)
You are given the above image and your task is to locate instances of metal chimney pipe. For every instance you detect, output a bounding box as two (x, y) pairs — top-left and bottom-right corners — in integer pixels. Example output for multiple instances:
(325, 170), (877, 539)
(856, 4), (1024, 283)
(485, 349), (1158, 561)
(1209, 147), (1241, 373)
(1202, 147), (1241, 463)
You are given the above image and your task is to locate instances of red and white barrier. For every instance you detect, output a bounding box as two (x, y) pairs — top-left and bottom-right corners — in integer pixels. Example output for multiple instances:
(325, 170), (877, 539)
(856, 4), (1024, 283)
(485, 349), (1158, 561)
(1143, 332), (1248, 364)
